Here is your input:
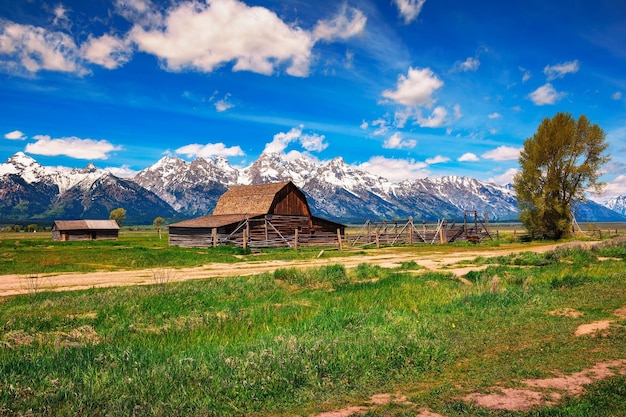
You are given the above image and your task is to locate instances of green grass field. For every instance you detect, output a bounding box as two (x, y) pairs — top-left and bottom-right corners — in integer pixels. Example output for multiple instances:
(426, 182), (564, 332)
(0, 232), (625, 416)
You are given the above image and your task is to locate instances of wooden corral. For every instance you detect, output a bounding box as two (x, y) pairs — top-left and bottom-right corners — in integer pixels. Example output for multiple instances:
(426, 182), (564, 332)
(52, 220), (119, 242)
(169, 181), (346, 248)
(350, 211), (492, 247)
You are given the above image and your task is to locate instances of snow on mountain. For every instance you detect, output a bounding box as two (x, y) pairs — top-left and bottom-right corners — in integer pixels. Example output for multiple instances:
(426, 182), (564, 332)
(240, 152), (316, 187)
(3, 151), (625, 224)
(603, 195), (626, 215)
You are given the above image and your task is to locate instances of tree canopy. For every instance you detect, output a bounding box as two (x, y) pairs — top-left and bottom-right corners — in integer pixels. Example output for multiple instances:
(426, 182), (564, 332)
(109, 208), (127, 226)
(513, 112), (609, 239)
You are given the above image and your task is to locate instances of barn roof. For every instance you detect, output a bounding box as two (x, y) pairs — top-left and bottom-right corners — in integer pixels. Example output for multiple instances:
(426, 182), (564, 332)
(212, 181), (297, 216)
(168, 214), (260, 229)
(53, 220), (120, 231)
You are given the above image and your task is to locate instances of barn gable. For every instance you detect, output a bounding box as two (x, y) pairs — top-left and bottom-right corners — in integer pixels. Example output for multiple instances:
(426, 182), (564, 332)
(169, 181), (343, 248)
(212, 181), (311, 217)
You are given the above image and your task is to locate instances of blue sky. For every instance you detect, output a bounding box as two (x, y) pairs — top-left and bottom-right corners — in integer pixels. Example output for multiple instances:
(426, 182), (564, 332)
(1, 0), (625, 199)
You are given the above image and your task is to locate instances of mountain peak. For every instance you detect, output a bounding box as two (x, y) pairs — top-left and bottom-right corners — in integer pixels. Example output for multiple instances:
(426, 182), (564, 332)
(5, 152), (39, 170)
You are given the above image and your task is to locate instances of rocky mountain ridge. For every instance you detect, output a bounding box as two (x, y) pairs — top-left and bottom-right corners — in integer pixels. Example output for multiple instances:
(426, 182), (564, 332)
(1, 152), (625, 224)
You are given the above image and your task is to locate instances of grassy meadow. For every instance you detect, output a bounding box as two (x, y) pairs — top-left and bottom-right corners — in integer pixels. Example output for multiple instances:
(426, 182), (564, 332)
(0, 230), (625, 416)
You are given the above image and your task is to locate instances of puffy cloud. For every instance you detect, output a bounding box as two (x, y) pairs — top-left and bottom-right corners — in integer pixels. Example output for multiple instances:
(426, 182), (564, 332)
(371, 118), (389, 136)
(488, 112), (501, 119)
(425, 155), (450, 164)
(25, 135), (122, 159)
(453, 57), (480, 72)
(382, 67), (443, 107)
(417, 106), (447, 127)
(82, 34), (132, 69)
(213, 93), (234, 112)
(612, 91), (622, 100)
(482, 145), (521, 161)
(4, 130), (26, 140)
(544, 60), (579, 81)
(360, 120), (369, 130)
(487, 168), (518, 185)
(529, 83), (565, 105)
(595, 174), (626, 200)
(313, 5), (366, 41)
(0, 21), (86, 75)
(105, 165), (138, 178)
(458, 152), (479, 162)
(383, 132), (416, 149)
(357, 156), (429, 181)
(129, 0), (364, 77)
(263, 126), (327, 154)
(175, 142), (244, 158)
(392, 0), (427, 24)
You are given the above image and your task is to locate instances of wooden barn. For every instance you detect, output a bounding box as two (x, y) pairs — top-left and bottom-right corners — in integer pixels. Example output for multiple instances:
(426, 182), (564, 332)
(52, 220), (120, 241)
(168, 181), (345, 248)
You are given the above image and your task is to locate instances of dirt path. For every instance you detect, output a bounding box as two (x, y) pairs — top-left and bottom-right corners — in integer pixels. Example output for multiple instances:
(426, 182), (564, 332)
(0, 241), (578, 297)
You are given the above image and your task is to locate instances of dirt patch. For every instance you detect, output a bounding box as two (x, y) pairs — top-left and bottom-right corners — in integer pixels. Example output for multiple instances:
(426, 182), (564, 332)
(614, 307), (626, 319)
(464, 359), (626, 411)
(313, 392), (443, 417)
(575, 320), (613, 336)
(548, 308), (584, 318)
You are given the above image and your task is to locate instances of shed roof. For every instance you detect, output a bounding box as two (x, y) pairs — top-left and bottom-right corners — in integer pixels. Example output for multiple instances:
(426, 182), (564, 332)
(53, 220), (120, 231)
(212, 181), (295, 216)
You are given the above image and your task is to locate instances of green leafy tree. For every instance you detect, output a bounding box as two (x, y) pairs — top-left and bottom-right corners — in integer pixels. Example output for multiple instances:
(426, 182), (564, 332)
(153, 216), (165, 239)
(109, 208), (127, 226)
(513, 112), (609, 239)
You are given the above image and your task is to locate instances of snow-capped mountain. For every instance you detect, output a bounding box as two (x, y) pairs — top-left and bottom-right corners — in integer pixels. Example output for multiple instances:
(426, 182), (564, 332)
(0, 153), (177, 224)
(2, 151), (625, 225)
(133, 152), (522, 222)
(602, 195), (626, 215)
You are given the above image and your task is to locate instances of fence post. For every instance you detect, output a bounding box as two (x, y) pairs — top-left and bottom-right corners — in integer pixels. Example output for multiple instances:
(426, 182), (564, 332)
(212, 228), (217, 247)
(294, 228), (299, 251)
(337, 228), (343, 251)
(243, 229), (248, 250)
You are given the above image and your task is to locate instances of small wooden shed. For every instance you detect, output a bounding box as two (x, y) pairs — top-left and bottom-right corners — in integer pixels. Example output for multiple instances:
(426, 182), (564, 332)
(52, 220), (120, 241)
(169, 181), (345, 248)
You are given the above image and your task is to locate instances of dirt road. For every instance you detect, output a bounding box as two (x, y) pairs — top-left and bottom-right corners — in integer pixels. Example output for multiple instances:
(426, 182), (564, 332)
(0, 241), (576, 297)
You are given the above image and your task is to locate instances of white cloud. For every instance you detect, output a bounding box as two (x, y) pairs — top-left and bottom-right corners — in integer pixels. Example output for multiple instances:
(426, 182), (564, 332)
(482, 145), (521, 161)
(213, 93), (234, 112)
(128, 0), (364, 78)
(371, 118), (389, 136)
(417, 106), (447, 127)
(25, 135), (122, 159)
(458, 152), (479, 162)
(357, 156), (429, 181)
(82, 34), (132, 69)
(263, 126), (327, 154)
(382, 67), (443, 107)
(612, 91), (622, 100)
(519, 66), (531, 83)
(360, 120), (369, 130)
(0, 21), (86, 75)
(383, 132), (416, 149)
(488, 112), (501, 119)
(105, 165), (138, 178)
(4, 130), (26, 140)
(129, 0), (314, 76)
(425, 155), (450, 164)
(487, 168), (518, 185)
(52, 4), (70, 27)
(175, 142), (244, 158)
(313, 5), (366, 41)
(453, 57), (480, 72)
(392, 0), (426, 24)
(300, 133), (328, 152)
(529, 83), (566, 105)
(595, 175), (626, 200)
(544, 60), (579, 81)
